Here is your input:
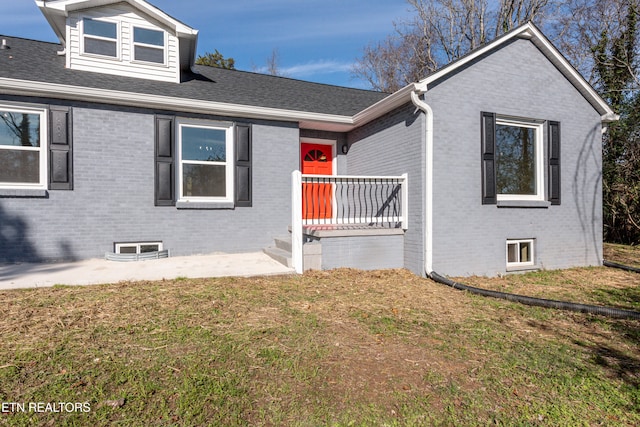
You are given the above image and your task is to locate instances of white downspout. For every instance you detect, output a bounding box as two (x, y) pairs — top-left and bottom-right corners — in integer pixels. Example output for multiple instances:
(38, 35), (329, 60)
(410, 86), (434, 276)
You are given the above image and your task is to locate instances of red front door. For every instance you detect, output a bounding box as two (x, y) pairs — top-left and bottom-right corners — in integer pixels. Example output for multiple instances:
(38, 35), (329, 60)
(301, 143), (333, 220)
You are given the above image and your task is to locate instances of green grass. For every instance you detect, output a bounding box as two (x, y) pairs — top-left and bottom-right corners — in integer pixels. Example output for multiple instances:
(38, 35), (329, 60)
(605, 242), (640, 269)
(0, 265), (638, 426)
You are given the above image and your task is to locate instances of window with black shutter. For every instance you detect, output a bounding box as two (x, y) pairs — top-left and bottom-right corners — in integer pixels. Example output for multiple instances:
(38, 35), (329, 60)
(155, 115), (175, 206)
(235, 124), (252, 207)
(49, 106), (73, 190)
(155, 117), (251, 208)
(481, 112), (560, 206)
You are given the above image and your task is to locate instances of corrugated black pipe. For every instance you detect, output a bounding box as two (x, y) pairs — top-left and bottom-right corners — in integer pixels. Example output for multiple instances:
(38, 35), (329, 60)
(603, 260), (640, 274)
(429, 272), (640, 320)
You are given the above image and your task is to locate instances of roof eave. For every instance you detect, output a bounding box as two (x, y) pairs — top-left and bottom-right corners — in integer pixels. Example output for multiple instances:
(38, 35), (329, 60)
(0, 77), (354, 128)
(35, 0), (199, 41)
(35, 1), (67, 46)
(525, 24), (615, 119)
(352, 84), (418, 128)
(417, 22), (616, 120)
(601, 113), (620, 123)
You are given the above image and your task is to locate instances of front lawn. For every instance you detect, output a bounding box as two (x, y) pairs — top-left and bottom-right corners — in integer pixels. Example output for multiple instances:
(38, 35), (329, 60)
(0, 251), (638, 426)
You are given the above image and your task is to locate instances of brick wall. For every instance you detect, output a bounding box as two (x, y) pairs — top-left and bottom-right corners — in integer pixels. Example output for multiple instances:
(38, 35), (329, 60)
(426, 38), (603, 276)
(0, 103), (299, 261)
(347, 104), (426, 275)
(321, 234), (404, 270)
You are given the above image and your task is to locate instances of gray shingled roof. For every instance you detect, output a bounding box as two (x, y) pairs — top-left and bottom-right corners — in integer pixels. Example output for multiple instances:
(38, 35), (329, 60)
(0, 36), (389, 117)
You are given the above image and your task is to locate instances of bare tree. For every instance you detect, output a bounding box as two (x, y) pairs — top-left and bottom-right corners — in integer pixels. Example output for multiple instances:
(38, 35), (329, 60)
(266, 49), (287, 77)
(497, 0), (551, 34)
(555, 0), (640, 89)
(351, 28), (434, 92)
(352, 0), (553, 92)
(250, 48), (289, 77)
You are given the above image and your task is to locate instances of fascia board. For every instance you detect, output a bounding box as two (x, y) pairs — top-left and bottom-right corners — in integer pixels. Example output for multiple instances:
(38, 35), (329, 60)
(419, 24), (532, 86)
(0, 77), (353, 126)
(35, 1), (68, 12)
(418, 22), (615, 118)
(35, 1), (68, 45)
(525, 25), (615, 118)
(353, 84), (417, 127)
(38, 0), (198, 36)
(126, 0), (198, 36)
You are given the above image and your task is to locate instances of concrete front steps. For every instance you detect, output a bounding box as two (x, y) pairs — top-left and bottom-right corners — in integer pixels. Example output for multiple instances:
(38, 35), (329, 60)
(263, 236), (293, 268)
(263, 235), (322, 271)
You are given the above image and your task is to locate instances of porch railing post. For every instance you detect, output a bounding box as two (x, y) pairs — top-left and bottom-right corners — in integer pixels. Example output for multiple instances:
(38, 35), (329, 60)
(291, 170), (304, 273)
(401, 173), (409, 230)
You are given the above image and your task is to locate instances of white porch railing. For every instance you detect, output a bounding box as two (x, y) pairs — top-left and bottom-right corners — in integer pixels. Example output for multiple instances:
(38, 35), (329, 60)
(291, 171), (408, 273)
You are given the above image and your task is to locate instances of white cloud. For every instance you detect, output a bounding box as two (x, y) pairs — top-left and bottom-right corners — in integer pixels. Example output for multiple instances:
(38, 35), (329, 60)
(282, 60), (353, 77)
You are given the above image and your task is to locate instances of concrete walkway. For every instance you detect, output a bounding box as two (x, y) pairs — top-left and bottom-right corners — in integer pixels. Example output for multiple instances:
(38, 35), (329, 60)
(0, 252), (295, 290)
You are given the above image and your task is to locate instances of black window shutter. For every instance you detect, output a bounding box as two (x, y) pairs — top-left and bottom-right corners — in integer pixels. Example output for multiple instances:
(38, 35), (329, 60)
(481, 111), (497, 204)
(155, 115), (175, 206)
(49, 106), (73, 190)
(548, 121), (561, 205)
(235, 124), (252, 207)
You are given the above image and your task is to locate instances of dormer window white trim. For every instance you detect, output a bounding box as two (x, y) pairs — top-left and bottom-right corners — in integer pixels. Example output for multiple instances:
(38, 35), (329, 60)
(81, 18), (120, 60)
(132, 26), (167, 66)
(36, 0), (199, 83)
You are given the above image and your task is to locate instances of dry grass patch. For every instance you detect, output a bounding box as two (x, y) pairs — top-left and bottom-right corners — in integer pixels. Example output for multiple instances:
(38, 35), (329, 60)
(605, 242), (640, 268)
(456, 243), (640, 311)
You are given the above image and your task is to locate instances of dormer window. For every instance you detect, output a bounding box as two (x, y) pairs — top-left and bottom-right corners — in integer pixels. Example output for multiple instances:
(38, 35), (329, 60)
(133, 27), (166, 64)
(82, 18), (118, 58)
(44, 1), (196, 83)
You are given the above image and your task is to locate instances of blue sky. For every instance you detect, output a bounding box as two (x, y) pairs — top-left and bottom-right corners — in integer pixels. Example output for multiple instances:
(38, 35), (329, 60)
(0, 0), (413, 88)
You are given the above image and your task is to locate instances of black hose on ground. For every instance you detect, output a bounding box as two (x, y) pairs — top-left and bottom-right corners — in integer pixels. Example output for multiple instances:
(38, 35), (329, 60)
(429, 271), (640, 320)
(603, 260), (640, 274)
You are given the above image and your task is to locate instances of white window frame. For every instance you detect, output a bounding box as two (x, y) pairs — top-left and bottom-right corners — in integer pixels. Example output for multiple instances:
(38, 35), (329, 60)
(177, 121), (234, 203)
(131, 25), (167, 66)
(81, 18), (120, 60)
(495, 117), (544, 202)
(0, 105), (48, 190)
(506, 239), (535, 269)
(115, 241), (163, 254)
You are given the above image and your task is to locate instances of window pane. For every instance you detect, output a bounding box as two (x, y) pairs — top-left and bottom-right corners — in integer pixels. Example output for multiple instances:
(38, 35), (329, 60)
(84, 38), (118, 57)
(496, 124), (536, 195)
(140, 244), (160, 253)
(0, 150), (40, 183)
(118, 246), (138, 254)
(134, 27), (164, 46)
(183, 164), (226, 197)
(181, 127), (226, 162)
(507, 243), (518, 263)
(520, 242), (531, 263)
(0, 111), (40, 147)
(134, 46), (164, 63)
(84, 19), (117, 39)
